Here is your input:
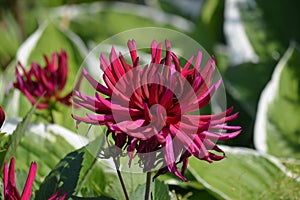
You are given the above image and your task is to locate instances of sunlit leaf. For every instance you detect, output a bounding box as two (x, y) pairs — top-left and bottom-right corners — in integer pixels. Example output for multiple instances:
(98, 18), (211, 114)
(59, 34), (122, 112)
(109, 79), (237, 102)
(188, 146), (297, 199)
(255, 43), (300, 159)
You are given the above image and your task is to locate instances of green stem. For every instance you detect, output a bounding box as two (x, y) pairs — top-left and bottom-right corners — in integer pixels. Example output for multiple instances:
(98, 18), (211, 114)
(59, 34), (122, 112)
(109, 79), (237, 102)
(49, 109), (55, 124)
(113, 158), (129, 200)
(144, 172), (152, 200)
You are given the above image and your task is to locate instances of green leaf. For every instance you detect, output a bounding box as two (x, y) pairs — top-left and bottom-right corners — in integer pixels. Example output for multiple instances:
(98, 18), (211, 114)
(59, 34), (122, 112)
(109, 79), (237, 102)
(223, 62), (274, 117)
(188, 146), (297, 199)
(255, 43), (300, 159)
(35, 148), (84, 199)
(129, 179), (170, 200)
(57, 2), (193, 46)
(75, 135), (107, 196)
(1, 98), (38, 167)
(236, 0), (284, 62)
(71, 196), (113, 200)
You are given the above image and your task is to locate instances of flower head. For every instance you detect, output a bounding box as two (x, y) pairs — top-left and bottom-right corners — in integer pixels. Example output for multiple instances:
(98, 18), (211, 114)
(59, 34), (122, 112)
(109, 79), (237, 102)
(72, 40), (241, 181)
(3, 157), (37, 200)
(14, 50), (72, 109)
(0, 106), (5, 129)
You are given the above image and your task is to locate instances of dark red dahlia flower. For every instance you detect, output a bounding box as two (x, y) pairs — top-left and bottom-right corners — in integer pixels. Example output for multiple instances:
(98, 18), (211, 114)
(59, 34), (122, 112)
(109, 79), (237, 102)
(3, 157), (37, 200)
(14, 50), (72, 109)
(0, 106), (5, 128)
(72, 40), (241, 181)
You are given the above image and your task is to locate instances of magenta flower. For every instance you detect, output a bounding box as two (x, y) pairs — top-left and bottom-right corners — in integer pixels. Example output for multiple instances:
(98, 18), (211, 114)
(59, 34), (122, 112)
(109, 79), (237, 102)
(72, 40), (241, 181)
(14, 50), (72, 109)
(3, 157), (37, 200)
(0, 106), (5, 129)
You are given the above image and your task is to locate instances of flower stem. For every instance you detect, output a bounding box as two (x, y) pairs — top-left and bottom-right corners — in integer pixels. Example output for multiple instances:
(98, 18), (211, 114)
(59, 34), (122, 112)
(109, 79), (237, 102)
(49, 109), (55, 124)
(144, 172), (152, 200)
(113, 158), (129, 200)
(116, 169), (129, 200)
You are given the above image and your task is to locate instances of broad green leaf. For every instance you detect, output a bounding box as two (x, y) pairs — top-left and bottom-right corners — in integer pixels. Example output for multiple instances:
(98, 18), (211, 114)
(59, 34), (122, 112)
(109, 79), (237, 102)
(35, 148), (84, 199)
(223, 62), (274, 117)
(129, 179), (170, 200)
(256, 0), (300, 46)
(75, 135), (107, 196)
(255, 44), (300, 159)
(106, 171), (146, 200)
(188, 146), (297, 200)
(238, 2), (284, 62)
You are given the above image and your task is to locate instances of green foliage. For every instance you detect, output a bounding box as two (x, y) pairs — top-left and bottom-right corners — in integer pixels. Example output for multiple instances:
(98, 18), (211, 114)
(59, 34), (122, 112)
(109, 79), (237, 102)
(258, 44), (300, 159)
(188, 146), (298, 199)
(0, 98), (39, 167)
(129, 179), (170, 200)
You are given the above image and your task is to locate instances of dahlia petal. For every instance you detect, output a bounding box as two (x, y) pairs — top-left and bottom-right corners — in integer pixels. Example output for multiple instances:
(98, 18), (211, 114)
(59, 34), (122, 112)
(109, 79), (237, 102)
(184, 78), (222, 112)
(209, 152), (225, 161)
(164, 134), (187, 181)
(154, 43), (163, 64)
(194, 51), (202, 71)
(100, 54), (117, 85)
(118, 52), (132, 72)
(128, 39), (138, 64)
(193, 135), (211, 162)
(57, 50), (68, 90)
(165, 40), (172, 66)
(200, 130), (241, 141)
(127, 138), (138, 167)
(211, 112), (239, 125)
(21, 162), (37, 200)
(182, 55), (194, 76)
(197, 106), (234, 121)
(151, 40), (157, 61)
(72, 114), (102, 128)
(110, 46), (125, 78)
(0, 106), (5, 128)
(210, 124), (241, 130)
(143, 102), (152, 122)
(86, 113), (114, 122)
(171, 52), (181, 72)
(82, 68), (111, 96)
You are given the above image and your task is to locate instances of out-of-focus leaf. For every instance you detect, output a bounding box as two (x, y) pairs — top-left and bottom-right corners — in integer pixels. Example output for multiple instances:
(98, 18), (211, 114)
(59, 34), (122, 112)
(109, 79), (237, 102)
(223, 62), (274, 117)
(51, 2), (194, 47)
(158, 0), (203, 20)
(188, 145), (298, 199)
(0, 13), (21, 70)
(0, 98), (38, 167)
(255, 43), (300, 159)
(239, 0), (284, 62)
(256, 0), (300, 46)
